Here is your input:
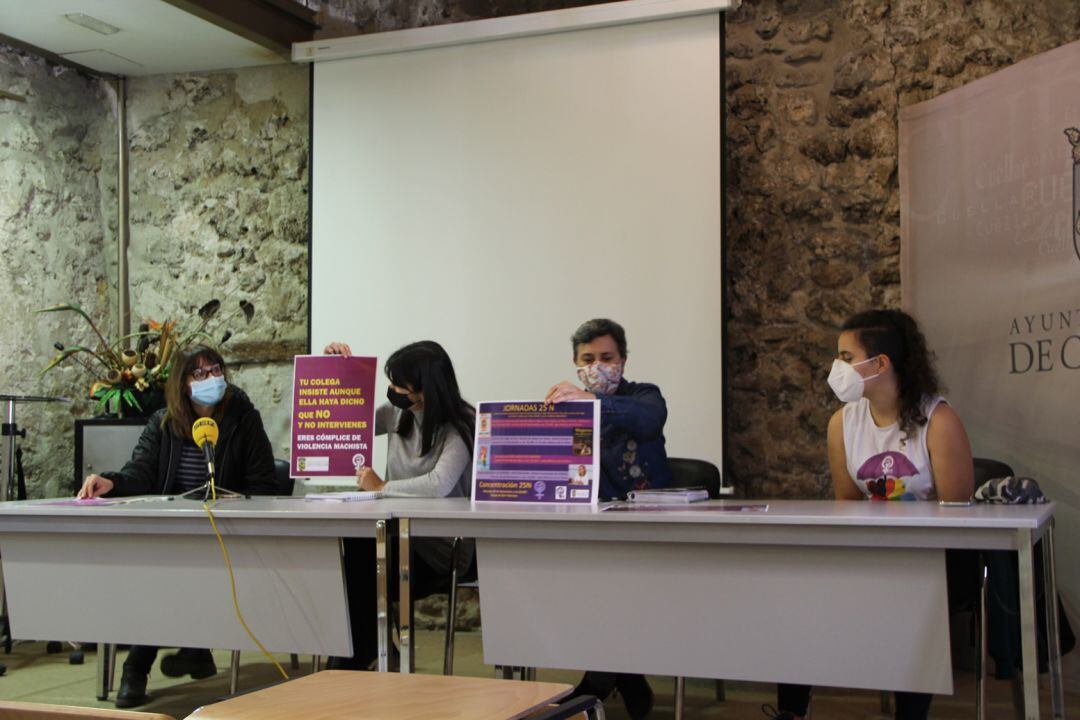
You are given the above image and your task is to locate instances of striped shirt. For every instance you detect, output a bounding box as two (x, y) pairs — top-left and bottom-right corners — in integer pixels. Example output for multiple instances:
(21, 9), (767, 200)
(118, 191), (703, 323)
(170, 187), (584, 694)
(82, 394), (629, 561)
(175, 439), (210, 492)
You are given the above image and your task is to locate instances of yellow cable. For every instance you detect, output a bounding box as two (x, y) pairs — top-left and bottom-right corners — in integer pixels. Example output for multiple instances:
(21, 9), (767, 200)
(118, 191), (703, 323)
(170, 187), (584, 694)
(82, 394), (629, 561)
(203, 501), (289, 681)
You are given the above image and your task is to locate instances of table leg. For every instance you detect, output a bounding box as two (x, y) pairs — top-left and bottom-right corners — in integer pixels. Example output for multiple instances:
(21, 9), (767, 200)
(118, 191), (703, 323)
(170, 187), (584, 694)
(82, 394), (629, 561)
(229, 650), (241, 694)
(976, 557), (988, 720)
(0, 587), (11, 655)
(1018, 530), (1040, 719)
(1041, 523), (1065, 719)
(375, 519), (390, 673)
(96, 642), (112, 700)
(399, 518), (412, 674)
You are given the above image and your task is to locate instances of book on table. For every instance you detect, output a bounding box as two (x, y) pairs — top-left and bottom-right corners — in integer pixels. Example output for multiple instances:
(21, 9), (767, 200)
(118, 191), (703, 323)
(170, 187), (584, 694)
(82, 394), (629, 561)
(626, 487), (709, 503)
(304, 491), (383, 502)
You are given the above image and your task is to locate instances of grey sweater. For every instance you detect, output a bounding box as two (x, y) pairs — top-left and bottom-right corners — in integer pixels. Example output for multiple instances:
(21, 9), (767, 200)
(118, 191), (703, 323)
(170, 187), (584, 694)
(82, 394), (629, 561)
(375, 403), (472, 498)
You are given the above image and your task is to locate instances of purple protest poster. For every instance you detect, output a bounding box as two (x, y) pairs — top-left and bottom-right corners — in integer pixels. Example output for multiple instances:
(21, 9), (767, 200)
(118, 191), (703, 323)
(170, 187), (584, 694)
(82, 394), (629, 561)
(291, 355), (377, 478)
(471, 400), (599, 505)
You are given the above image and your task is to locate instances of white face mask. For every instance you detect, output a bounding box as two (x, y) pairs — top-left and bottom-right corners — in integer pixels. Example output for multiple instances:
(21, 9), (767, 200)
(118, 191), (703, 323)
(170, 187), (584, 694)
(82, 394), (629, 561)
(827, 357), (880, 403)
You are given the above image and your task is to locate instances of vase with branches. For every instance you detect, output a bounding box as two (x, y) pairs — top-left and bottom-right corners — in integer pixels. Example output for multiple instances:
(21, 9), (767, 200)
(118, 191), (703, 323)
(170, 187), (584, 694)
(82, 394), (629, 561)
(38, 298), (255, 417)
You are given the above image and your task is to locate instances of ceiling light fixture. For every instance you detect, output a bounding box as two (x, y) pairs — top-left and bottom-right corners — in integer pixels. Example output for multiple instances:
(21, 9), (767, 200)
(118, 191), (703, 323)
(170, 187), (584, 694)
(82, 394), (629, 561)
(63, 13), (121, 36)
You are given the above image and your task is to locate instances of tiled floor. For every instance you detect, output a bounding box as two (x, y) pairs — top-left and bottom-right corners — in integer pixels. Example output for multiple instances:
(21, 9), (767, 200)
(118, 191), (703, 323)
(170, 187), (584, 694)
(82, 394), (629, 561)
(0, 632), (1076, 718)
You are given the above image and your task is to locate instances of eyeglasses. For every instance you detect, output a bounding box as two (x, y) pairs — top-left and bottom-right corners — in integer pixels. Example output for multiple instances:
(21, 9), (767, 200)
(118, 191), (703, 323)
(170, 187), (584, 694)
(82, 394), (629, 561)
(190, 364), (223, 381)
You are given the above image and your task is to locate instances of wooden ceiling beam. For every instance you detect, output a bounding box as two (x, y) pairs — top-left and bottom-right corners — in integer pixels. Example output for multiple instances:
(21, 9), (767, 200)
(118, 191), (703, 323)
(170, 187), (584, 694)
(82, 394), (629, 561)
(163, 0), (320, 56)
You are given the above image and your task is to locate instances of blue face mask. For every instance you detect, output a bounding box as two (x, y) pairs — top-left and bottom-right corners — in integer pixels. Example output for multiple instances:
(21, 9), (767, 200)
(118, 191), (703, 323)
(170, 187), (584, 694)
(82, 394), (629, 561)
(190, 376), (227, 407)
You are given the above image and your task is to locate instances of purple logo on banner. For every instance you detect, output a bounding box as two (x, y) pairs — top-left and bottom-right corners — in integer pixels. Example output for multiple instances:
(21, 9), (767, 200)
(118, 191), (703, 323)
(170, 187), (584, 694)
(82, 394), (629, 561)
(291, 355), (377, 478)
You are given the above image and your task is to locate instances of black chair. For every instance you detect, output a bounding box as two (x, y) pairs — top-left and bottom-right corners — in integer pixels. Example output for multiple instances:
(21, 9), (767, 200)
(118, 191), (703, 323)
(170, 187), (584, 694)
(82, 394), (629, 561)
(973, 458), (1015, 720)
(274, 458), (295, 495)
(667, 457), (721, 499)
(879, 457), (1016, 719)
(973, 457), (1013, 488)
(443, 537), (479, 676)
(531, 694), (607, 719)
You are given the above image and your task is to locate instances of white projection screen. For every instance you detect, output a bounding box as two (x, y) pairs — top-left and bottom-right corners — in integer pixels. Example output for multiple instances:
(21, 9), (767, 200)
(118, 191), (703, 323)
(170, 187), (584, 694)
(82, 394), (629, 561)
(305, 4), (725, 483)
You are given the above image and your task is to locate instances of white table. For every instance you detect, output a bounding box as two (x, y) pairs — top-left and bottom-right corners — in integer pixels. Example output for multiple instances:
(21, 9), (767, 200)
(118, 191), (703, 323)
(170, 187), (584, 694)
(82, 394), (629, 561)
(390, 498), (1065, 720)
(0, 496), (395, 698)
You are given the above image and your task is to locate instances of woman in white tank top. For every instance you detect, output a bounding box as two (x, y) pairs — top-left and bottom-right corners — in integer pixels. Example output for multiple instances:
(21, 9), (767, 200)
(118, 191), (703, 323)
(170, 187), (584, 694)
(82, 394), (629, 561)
(826, 309), (973, 504)
(770, 309), (974, 720)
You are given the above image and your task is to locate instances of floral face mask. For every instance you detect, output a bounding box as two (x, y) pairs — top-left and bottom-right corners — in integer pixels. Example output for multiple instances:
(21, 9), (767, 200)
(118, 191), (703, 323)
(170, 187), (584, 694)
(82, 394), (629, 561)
(576, 361), (623, 395)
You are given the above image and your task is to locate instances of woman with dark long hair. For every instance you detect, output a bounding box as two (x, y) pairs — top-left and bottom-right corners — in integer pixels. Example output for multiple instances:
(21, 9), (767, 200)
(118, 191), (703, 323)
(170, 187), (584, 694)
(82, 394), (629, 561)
(769, 309), (973, 720)
(77, 345), (278, 707)
(827, 308), (973, 503)
(324, 339), (475, 669)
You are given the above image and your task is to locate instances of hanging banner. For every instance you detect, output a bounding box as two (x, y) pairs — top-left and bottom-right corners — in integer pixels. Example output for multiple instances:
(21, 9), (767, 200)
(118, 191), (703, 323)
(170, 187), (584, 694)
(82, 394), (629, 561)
(290, 355), (377, 479)
(472, 400), (600, 505)
(899, 39), (1080, 608)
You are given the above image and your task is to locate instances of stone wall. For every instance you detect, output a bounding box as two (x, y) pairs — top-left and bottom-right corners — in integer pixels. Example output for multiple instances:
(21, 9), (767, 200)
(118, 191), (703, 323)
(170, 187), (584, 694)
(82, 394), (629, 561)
(0, 44), (117, 498)
(125, 65), (310, 459)
(306, 0), (1080, 500)
(724, 0), (1080, 498)
(312, 0), (609, 36)
(0, 52), (309, 499)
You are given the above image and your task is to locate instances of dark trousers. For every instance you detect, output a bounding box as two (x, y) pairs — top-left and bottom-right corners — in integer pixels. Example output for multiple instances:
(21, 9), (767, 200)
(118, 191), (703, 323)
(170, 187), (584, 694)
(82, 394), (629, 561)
(777, 684), (932, 718)
(123, 646), (212, 675)
(341, 537), (456, 666)
(776, 549), (981, 719)
(123, 645), (161, 675)
(576, 670), (650, 700)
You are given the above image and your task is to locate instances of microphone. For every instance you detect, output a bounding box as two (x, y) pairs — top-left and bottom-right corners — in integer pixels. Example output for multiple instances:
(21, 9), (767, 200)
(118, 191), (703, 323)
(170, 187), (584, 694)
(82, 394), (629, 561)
(192, 417), (219, 477)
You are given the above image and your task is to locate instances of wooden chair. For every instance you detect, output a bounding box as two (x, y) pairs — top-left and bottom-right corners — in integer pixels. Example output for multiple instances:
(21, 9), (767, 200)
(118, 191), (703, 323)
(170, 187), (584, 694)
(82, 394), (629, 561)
(0, 701), (175, 720)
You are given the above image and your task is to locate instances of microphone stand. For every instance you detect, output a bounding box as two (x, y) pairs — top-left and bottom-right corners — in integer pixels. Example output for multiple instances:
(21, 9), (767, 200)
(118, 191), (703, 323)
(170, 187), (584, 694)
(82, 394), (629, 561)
(177, 477), (246, 501)
(177, 444), (246, 501)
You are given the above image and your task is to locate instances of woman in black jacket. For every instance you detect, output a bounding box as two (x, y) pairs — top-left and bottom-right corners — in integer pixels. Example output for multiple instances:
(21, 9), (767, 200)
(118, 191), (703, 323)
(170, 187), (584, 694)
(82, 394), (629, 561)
(77, 345), (278, 707)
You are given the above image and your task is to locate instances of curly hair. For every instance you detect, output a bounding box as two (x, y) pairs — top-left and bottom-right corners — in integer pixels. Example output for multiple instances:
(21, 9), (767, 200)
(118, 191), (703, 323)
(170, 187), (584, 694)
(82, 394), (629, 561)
(841, 309), (942, 443)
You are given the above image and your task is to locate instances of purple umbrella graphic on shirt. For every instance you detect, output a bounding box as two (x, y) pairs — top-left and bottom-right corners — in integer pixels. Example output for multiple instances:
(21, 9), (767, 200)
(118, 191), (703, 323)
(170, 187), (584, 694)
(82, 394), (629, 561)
(857, 451), (919, 501)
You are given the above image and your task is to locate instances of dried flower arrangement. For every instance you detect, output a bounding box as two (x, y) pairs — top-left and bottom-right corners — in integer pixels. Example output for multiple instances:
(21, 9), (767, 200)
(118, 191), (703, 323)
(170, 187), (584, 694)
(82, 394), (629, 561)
(38, 298), (255, 416)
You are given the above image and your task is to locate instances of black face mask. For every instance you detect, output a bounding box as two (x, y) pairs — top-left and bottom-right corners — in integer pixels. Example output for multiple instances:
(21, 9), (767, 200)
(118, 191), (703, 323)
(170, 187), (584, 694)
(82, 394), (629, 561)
(387, 386), (414, 410)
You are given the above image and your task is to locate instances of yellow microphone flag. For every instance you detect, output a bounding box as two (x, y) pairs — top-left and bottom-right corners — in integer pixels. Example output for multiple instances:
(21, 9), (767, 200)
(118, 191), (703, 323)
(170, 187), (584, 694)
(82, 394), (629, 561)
(192, 417), (219, 448)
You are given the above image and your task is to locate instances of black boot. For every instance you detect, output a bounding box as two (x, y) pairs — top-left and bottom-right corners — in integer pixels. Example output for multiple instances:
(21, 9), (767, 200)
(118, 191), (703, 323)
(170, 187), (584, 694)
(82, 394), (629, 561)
(325, 655), (370, 671)
(568, 671), (616, 702)
(115, 668), (149, 708)
(616, 673), (654, 720)
(160, 648), (217, 679)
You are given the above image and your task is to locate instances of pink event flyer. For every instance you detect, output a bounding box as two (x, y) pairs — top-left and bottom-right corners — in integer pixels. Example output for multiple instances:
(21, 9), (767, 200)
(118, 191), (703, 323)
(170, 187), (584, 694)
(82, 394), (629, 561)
(291, 354), (377, 478)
